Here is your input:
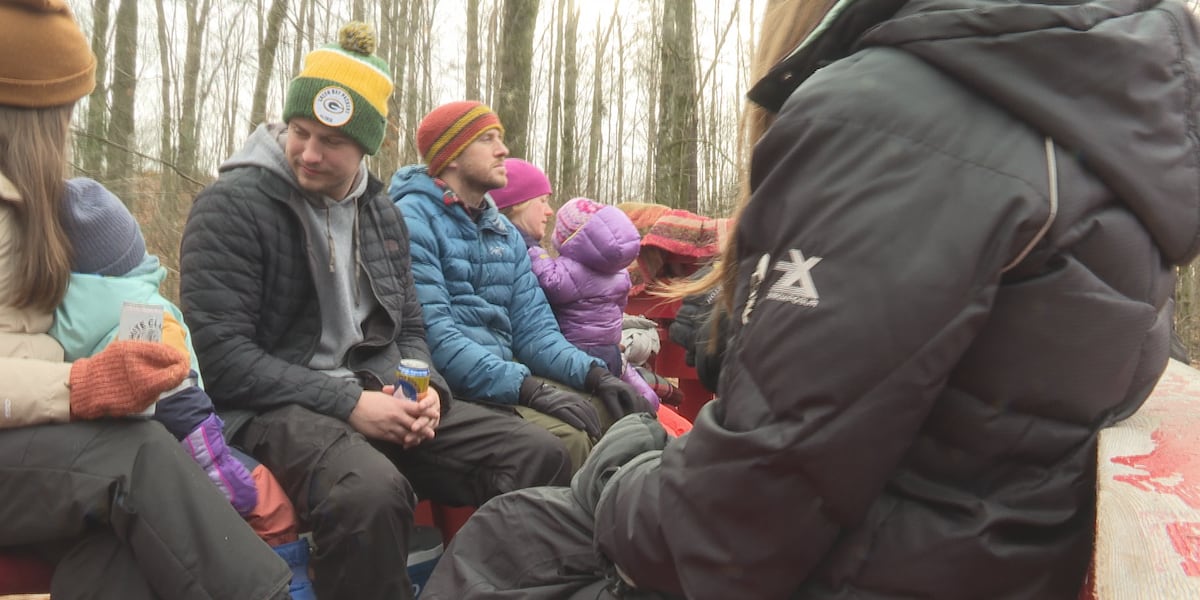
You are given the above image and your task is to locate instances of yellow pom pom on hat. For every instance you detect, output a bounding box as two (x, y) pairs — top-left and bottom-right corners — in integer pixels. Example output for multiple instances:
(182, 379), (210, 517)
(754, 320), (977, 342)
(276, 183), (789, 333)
(0, 0), (96, 108)
(284, 22), (394, 155)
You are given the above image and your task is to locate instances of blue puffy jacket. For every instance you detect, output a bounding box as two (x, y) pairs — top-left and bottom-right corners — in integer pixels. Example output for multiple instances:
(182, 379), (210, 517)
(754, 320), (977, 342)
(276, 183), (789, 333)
(388, 165), (600, 404)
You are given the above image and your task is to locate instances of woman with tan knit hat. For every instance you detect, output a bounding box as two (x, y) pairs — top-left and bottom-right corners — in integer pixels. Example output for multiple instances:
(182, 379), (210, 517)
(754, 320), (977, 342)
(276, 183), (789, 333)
(0, 1), (291, 598)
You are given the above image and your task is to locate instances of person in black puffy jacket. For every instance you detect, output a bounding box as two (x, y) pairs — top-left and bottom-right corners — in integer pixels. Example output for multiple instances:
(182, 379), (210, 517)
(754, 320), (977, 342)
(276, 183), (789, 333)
(423, 0), (1200, 598)
(666, 264), (727, 394)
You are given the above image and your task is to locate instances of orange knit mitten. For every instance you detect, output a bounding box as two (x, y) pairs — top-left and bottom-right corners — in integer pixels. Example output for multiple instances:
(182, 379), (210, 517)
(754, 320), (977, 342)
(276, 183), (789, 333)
(69, 340), (190, 420)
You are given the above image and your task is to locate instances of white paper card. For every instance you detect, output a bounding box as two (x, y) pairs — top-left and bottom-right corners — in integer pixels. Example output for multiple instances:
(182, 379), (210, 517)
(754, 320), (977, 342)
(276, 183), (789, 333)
(118, 302), (165, 417)
(118, 302), (164, 343)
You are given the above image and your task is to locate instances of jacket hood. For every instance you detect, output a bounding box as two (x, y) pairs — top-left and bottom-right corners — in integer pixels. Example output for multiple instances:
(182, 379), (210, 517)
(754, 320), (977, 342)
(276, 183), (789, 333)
(53, 254), (166, 361)
(558, 205), (642, 274)
(389, 164), (442, 202)
(388, 164), (513, 235)
(749, 0), (1200, 263)
(220, 123), (303, 192)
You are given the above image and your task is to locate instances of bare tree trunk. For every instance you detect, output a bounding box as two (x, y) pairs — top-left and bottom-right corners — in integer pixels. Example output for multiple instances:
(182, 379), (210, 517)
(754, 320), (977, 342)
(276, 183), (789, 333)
(466, 0), (482, 99)
(154, 0), (175, 202)
(250, 0), (289, 132)
(292, 0), (312, 76)
(107, 0), (138, 205)
(559, 0), (580, 198)
(486, 2), (500, 107)
(402, 1), (427, 164)
(642, 0), (662, 201)
(695, 3), (739, 214)
(497, 0), (540, 158)
(177, 0), (213, 187)
(614, 11), (626, 203)
(222, 26), (248, 159)
(1178, 264), (1200, 362)
(546, 0), (565, 181)
(587, 13), (615, 198)
(654, 0), (698, 210)
(82, 0), (111, 177)
(373, 0), (405, 172)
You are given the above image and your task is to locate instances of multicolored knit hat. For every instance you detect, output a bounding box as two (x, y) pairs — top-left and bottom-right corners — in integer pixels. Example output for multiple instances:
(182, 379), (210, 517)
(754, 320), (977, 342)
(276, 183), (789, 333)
(283, 22), (393, 155)
(0, 0), (95, 108)
(417, 101), (504, 176)
(554, 197), (604, 248)
(491, 158), (552, 210)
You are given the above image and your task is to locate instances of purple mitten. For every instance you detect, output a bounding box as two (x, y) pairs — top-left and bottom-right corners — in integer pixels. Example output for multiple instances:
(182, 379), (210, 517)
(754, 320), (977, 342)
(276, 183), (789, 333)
(182, 413), (258, 515)
(621, 362), (660, 411)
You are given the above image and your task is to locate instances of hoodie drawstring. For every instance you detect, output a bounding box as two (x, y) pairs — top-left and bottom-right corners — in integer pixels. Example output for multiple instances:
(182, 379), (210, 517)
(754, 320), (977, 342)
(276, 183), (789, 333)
(353, 197), (362, 305)
(325, 207), (336, 273)
(1002, 136), (1060, 273)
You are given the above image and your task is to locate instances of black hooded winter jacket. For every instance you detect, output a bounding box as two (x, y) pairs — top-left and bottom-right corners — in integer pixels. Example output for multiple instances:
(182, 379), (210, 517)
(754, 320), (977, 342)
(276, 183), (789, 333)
(593, 0), (1200, 598)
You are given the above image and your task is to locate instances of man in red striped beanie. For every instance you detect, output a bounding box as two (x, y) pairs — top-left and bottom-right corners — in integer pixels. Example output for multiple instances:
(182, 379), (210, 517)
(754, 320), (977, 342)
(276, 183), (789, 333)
(389, 102), (654, 474)
(417, 100), (505, 179)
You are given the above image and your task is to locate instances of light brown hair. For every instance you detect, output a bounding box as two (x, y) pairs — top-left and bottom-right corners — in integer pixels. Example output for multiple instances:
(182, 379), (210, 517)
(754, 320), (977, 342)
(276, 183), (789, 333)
(0, 103), (74, 311)
(662, 0), (839, 317)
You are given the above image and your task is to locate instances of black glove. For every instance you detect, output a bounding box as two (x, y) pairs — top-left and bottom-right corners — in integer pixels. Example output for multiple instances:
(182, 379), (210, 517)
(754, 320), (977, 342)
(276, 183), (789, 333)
(519, 376), (602, 438)
(668, 263), (720, 367)
(586, 366), (653, 421)
(691, 304), (729, 394)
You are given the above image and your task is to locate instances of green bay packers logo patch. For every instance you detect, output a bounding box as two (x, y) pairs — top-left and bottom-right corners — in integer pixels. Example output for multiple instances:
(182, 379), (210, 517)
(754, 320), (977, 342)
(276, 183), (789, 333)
(313, 86), (354, 127)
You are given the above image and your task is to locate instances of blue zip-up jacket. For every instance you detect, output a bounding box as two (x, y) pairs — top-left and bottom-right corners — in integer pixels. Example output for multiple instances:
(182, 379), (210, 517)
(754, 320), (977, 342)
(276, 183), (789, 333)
(388, 165), (600, 404)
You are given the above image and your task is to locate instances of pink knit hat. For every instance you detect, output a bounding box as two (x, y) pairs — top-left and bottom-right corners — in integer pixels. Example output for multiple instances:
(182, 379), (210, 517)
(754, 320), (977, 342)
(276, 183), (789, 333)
(553, 197), (604, 248)
(490, 158), (552, 210)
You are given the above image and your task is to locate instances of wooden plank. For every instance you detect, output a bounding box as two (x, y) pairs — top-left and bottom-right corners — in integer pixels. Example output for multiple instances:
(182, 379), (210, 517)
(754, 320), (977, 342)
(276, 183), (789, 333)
(1095, 359), (1200, 599)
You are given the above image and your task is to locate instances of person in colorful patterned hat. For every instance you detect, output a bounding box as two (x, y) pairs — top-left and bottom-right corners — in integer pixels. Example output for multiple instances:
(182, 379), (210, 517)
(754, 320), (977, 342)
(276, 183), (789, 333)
(180, 24), (572, 600)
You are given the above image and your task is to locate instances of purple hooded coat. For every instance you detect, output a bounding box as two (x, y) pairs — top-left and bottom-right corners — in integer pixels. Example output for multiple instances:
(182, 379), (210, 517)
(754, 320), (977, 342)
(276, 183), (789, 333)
(529, 204), (641, 349)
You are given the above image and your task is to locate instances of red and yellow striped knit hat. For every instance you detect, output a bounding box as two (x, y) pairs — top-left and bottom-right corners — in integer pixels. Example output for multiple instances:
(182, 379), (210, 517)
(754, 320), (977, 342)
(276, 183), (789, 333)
(416, 101), (504, 176)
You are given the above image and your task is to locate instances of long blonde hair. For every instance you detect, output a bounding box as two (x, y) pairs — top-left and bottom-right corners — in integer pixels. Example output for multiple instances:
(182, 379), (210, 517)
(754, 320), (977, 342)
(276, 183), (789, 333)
(664, 0), (839, 316)
(0, 103), (74, 311)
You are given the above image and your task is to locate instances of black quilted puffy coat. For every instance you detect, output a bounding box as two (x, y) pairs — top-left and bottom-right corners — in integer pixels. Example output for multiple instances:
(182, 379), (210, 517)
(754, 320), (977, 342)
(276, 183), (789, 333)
(593, 0), (1200, 598)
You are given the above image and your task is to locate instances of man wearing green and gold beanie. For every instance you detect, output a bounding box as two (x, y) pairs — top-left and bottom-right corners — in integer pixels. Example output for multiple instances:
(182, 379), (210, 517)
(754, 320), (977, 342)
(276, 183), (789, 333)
(282, 22), (392, 155)
(180, 21), (573, 600)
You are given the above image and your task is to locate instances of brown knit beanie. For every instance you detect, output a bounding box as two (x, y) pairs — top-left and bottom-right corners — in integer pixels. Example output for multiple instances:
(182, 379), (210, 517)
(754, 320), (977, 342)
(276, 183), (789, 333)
(0, 0), (96, 108)
(416, 101), (504, 176)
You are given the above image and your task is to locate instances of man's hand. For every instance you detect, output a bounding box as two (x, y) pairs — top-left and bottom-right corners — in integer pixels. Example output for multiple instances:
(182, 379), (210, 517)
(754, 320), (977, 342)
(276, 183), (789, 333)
(348, 389), (438, 448)
(407, 386), (441, 442)
(519, 376), (602, 438)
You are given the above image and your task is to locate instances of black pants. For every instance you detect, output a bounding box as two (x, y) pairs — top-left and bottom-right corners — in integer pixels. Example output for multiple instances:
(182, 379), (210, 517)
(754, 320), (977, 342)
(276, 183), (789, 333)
(0, 420), (291, 600)
(422, 486), (671, 600)
(236, 401), (573, 600)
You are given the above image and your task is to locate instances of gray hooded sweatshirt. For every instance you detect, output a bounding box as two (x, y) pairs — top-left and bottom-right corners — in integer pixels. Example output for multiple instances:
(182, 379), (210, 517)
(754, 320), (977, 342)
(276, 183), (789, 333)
(218, 123), (374, 380)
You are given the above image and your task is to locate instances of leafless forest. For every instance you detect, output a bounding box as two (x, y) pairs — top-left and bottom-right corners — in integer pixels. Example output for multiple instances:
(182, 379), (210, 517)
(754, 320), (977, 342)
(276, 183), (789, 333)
(65, 0), (1200, 361)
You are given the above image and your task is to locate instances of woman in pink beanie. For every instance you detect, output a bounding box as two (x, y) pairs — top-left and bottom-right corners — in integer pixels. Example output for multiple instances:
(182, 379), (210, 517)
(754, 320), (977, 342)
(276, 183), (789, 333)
(491, 158), (554, 248)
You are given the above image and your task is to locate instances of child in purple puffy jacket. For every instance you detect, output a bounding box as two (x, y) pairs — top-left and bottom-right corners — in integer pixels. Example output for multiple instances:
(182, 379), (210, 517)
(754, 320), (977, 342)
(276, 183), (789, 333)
(529, 197), (659, 409)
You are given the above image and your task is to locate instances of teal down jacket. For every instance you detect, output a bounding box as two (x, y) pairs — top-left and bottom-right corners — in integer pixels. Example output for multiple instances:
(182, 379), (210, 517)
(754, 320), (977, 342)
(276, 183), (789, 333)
(388, 165), (601, 404)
